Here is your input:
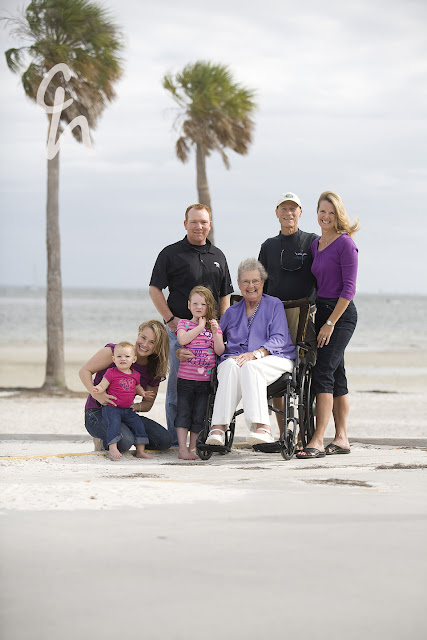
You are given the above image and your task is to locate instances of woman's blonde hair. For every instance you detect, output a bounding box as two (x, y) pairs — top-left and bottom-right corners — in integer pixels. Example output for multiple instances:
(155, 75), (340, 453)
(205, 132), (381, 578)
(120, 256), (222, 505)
(137, 320), (169, 379)
(317, 191), (360, 236)
(188, 285), (217, 329)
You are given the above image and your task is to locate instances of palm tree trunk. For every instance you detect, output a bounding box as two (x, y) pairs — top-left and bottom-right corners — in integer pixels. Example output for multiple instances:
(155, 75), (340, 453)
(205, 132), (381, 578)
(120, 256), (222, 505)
(196, 142), (214, 243)
(43, 148), (66, 391)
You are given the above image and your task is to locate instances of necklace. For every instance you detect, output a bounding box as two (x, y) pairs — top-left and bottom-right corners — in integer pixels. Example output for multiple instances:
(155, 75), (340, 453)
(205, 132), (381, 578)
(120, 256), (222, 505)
(248, 300), (261, 328)
(319, 233), (337, 249)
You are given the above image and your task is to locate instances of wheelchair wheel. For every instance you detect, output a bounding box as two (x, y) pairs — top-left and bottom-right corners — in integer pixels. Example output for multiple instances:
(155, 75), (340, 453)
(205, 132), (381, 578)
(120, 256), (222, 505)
(196, 391), (215, 461)
(280, 428), (296, 460)
(302, 365), (316, 445)
(196, 446), (213, 461)
(196, 389), (234, 460)
(280, 385), (297, 460)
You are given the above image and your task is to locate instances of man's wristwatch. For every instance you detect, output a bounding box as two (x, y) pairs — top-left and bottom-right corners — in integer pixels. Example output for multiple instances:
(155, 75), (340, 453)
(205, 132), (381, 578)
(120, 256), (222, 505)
(326, 320), (335, 327)
(164, 315), (175, 325)
(253, 349), (263, 359)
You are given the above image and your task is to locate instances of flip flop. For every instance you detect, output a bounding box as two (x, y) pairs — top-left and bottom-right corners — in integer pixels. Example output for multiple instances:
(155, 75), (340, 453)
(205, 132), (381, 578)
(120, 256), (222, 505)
(296, 447), (326, 459)
(325, 443), (351, 455)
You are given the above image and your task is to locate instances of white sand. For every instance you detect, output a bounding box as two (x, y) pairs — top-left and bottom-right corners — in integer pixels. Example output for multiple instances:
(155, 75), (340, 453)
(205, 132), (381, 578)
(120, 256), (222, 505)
(0, 349), (426, 441)
(2, 346), (426, 640)
(0, 347), (425, 439)
(0, 345), (425, 513)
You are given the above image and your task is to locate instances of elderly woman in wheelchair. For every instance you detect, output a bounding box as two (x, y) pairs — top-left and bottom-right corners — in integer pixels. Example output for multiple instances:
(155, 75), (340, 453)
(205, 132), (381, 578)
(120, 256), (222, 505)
(205, 258), (296, 447)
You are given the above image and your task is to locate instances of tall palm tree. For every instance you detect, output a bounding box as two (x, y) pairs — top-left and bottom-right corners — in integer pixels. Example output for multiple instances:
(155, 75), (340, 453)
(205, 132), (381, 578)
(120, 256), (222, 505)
(3, 0), (124, 391)
(163, 61), (257, 243)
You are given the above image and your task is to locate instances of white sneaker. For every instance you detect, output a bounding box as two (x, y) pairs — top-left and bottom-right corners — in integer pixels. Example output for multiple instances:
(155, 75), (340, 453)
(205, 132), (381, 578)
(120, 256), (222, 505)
(247, 429), (274, 445)
(205, 429), (225, 446)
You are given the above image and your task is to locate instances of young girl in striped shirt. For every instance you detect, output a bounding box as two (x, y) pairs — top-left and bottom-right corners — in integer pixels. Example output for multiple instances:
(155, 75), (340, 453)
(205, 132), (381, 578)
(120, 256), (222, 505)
(175, 286), (225, 459)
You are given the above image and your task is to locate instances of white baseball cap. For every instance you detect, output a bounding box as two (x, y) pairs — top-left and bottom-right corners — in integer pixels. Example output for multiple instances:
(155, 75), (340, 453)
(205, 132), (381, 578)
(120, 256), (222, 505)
(276, 192), (302, 208)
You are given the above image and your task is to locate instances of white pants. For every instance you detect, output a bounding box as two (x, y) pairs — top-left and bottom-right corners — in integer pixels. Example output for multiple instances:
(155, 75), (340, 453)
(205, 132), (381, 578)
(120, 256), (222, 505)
(211, 356), (294, 432)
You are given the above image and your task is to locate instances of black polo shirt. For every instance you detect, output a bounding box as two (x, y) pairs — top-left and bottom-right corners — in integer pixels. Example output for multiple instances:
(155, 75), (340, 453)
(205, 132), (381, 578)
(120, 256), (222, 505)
(150, 237), (234, 319)
(258, 229), (319, 303)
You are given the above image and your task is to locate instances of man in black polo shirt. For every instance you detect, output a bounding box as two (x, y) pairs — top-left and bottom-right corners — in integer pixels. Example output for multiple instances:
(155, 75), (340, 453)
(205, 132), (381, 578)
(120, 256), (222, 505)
(258, 192), (318, 436)
(149, 204), (233, 444)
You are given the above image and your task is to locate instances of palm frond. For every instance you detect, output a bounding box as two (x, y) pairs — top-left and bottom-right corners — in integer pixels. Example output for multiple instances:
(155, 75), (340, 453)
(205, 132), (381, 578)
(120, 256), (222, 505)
(176, 136), (191, 163)
(162, 60), (257, 168)
(4, 47), (26, 73)
(3, 0), (125, 144)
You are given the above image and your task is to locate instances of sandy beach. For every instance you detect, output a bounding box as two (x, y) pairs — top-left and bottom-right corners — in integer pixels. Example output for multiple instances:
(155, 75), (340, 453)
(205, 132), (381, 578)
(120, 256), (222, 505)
(1, 346), (426, 640)
(1, 346), (426, 439)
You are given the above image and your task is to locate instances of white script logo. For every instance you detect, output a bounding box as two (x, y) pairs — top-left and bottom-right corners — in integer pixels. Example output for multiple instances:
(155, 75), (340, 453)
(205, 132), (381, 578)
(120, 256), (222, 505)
(37, 63), (93, 160)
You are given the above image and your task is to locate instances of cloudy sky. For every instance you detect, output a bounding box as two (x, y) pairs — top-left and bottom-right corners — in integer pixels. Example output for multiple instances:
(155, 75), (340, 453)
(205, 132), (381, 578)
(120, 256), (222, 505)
(1, 0), (426, 294)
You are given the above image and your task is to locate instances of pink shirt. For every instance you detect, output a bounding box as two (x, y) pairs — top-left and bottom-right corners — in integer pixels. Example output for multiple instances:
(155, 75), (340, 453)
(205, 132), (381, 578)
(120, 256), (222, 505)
(103, 367), (141, 408)
(177, 319), (222, 381)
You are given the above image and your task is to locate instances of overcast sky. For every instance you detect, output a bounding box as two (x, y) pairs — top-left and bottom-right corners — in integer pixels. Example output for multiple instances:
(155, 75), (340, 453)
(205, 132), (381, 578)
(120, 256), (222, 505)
(1, 0), (426, 294)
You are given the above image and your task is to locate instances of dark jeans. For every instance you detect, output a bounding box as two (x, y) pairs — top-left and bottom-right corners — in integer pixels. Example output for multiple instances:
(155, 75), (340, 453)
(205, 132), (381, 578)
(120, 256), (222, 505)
(312, 298), (357, 397)
(102, 405), (149, 447)
(85, 408), (173, 452)
(175, 378), (211, 433)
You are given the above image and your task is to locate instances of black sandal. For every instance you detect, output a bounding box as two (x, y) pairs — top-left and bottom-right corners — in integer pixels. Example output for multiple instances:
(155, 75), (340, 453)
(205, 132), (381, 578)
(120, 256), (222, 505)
(296, 447), (326, 459)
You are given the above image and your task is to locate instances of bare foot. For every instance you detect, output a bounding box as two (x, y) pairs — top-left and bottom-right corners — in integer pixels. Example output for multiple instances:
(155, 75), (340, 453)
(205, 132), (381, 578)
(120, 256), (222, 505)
(135, 444), (153, 459)
(178, 447), (197, 460)
(135, 450), (153, 459)
(109, 444), (122, 460)
(93, 437), (103, 452)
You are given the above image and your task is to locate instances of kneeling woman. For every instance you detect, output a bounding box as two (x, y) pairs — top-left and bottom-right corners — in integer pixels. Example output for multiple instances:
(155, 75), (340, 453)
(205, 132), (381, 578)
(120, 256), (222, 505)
(206, 258), (296, 446)
(80, 320), (173, 453)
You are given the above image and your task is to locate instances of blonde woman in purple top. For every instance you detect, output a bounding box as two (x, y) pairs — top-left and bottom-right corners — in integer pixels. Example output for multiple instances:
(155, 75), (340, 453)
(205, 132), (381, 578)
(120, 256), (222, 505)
(297, 191), (359, 459)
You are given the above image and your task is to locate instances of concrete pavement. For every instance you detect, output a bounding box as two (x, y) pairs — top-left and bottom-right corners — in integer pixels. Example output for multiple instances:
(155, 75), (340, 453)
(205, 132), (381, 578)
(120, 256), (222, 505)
(1, 437), (426, 639)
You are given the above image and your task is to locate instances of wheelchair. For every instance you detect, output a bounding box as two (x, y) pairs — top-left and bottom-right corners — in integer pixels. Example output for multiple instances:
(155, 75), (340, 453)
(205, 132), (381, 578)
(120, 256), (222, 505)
(196, 297), (316, 461)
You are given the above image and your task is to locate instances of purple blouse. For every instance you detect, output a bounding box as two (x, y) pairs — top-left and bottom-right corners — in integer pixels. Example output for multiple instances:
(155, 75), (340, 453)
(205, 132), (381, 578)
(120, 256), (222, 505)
(311, 234), (358, 301)
(84, 343), (162, 411)
(218, 294), (296, 364)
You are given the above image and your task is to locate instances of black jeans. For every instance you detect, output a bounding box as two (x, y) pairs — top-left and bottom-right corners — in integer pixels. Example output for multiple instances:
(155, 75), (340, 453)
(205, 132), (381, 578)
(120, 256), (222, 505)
(85, 408), (173, 451)
(175, 378), (211, 433)
(312, 298), (357, 397)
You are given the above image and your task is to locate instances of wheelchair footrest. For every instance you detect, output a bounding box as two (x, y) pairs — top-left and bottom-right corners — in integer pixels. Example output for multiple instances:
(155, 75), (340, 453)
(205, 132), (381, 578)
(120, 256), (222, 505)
(252, 441), (283, 453)
(197, 443), (229, 453)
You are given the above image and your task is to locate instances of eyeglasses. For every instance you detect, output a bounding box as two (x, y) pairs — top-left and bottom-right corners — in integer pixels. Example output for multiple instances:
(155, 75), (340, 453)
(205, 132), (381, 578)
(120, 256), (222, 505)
(280, 249), (306, 272)
(241, 279), (262, 286)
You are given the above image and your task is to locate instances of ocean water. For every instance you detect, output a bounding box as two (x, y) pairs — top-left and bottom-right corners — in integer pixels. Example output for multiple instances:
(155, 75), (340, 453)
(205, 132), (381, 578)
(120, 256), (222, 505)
(0, 287), (426, 353)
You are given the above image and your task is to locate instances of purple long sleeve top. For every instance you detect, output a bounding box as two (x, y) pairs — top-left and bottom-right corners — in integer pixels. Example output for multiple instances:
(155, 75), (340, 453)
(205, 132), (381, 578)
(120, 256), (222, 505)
(311, 234), (358, 301)
(218, 294), (296, 364)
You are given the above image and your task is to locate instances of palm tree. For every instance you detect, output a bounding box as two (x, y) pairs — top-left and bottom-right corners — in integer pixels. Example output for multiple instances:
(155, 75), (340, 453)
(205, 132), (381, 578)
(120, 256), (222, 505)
(163, 61), (257, 243)
(3, 0), (124, 392)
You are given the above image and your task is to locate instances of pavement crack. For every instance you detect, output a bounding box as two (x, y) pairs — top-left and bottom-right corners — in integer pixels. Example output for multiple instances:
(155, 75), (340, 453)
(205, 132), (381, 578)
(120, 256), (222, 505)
(104, 473), (162, 479)
(375, 463), (427, 470)
(303, 478), (373, 488)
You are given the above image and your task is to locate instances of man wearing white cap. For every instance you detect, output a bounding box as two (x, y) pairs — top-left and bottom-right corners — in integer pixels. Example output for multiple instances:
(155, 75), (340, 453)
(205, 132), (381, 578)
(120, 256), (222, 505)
(258, 192), (318, 439)
(258, 192), (318, 303)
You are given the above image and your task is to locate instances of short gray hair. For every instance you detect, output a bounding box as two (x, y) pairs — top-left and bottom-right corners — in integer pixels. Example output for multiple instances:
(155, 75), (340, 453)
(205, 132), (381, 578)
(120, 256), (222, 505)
(237, 258), (268, 283)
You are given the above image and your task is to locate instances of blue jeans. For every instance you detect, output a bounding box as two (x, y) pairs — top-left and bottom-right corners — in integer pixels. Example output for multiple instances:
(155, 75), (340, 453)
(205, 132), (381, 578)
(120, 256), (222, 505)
(85, 408), (173, 452)
(166, 327), (180, 445)
(175, 378), (211, 433)
(312, 298), (357, 397)
(102, 405), (149, 446)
